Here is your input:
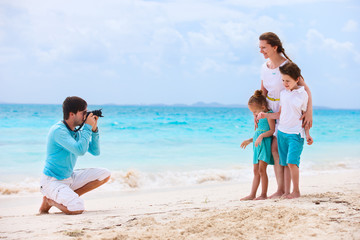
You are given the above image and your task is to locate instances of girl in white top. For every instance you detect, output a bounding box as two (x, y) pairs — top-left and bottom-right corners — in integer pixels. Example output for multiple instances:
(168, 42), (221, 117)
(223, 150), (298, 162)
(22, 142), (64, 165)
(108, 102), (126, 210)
(258, 32), (313, 199)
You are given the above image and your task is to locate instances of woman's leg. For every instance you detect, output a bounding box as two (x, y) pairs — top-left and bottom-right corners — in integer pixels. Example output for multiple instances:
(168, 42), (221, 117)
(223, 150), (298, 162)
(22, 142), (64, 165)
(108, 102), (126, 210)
(269, 137), (285, 199)
(241, 164), (260, 200)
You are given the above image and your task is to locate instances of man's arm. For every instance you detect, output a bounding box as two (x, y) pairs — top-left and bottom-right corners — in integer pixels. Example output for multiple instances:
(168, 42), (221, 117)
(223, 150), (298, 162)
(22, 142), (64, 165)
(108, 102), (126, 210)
(87, 114), (100, 156)
(54, 124), (92, 156)
(88, 130), (100, 156)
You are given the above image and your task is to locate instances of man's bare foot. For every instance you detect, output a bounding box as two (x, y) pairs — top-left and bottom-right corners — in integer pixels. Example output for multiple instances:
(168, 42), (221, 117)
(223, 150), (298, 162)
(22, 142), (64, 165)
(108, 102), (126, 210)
(268, 191), (284, 199)
(284, 192), (300, 199)
(240, 195), (255, 201)
(254, 195), (267, 200)
(40, 197), (84, 215)
(39, 196), (52, 214)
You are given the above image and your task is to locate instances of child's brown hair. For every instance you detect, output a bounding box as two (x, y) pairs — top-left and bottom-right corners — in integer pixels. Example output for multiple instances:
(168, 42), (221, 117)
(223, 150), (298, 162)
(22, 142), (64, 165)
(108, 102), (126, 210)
(279, 62), (302, 81)
(248, 90), (268, 109)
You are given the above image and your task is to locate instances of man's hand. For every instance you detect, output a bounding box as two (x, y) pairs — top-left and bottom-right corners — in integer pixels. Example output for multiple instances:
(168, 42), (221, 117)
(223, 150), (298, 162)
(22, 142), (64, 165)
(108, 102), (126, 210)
(85, 113), (97, 130)
(92, 116), (99, 132)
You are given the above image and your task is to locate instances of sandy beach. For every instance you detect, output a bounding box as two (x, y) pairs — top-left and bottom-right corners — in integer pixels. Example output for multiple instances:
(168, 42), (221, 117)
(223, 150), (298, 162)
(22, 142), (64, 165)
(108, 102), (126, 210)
(1, 169), (359, 240)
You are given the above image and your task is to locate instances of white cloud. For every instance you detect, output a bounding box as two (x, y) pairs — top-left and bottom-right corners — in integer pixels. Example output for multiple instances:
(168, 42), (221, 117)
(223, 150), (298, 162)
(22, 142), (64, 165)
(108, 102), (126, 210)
(342, 19), (358, 32)
(305, 29), (358, 63)
(1, 0), (359, 108)
(223, 0), (344, 8)
(199, 58), (224, 73)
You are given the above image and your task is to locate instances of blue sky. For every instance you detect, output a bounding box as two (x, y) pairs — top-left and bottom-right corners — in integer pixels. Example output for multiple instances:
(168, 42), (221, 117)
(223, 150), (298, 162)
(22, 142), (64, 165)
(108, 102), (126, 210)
(1, 0), (359, 108)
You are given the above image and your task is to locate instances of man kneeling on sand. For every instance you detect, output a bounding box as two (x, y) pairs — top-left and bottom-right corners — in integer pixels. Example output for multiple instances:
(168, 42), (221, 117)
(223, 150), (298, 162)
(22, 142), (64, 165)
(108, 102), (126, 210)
(39, 96), (111, 215)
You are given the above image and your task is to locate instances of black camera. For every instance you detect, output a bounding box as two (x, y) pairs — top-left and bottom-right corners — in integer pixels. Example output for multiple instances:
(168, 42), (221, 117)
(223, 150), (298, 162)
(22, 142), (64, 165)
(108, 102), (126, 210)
(87, 109), (104, 117)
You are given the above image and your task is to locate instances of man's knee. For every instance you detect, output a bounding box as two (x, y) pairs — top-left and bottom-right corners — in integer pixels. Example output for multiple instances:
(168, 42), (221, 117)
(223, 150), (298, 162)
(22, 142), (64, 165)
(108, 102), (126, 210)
(54, 186), (85, 212)
(97, 168), (111, 181)
(103, 175), (111, 183)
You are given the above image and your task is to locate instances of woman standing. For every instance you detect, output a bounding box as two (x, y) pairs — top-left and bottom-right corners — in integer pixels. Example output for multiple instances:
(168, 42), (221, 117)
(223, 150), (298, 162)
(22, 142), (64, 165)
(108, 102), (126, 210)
(258, 32), (313, 198)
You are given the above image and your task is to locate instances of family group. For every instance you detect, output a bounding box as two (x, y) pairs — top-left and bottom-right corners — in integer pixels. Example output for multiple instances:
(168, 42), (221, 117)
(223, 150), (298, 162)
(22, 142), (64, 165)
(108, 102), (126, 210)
(240, 32), (313, 201)
(38, 32), (313, 215)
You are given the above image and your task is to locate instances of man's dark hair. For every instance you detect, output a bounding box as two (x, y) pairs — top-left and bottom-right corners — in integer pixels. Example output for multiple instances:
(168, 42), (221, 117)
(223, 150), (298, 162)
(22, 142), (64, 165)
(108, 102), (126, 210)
(62, 96), (87, 120)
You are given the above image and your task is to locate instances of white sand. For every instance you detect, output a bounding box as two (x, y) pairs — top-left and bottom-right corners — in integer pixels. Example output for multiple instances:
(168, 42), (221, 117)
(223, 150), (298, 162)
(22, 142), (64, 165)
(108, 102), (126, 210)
(1, 169), (359, 240)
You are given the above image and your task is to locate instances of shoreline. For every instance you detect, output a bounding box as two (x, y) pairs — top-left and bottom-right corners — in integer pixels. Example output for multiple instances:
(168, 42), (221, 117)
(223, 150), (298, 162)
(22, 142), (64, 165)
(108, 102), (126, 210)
(1, 169), (360, 239)
(1, 165), (359, 196)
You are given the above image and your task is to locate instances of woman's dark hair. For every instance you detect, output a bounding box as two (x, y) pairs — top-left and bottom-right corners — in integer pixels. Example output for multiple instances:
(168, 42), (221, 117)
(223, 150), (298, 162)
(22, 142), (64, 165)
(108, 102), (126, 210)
(62, 96), (87, 120)
(259, 32), (292, 62)
(279, 62), (302, 81)
(248, 90), (268, 108)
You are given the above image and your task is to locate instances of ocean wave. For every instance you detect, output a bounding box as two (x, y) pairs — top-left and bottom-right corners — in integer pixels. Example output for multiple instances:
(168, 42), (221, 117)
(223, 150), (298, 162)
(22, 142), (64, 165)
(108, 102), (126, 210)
(0, 168), (249, 195)
(0, 178), (39, 195)
(108, 168), (245, 190)
(1, 162), (359, 196)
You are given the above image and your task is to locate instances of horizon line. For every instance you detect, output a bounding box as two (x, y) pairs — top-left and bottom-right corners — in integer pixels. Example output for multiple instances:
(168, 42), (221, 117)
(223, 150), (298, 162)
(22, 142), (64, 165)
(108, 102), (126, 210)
(0, 102), (358, 110)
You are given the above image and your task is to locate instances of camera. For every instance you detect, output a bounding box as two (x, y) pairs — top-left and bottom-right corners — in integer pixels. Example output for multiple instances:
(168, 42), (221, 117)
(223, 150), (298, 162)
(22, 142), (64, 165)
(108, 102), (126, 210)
(87, 109), (104, 117)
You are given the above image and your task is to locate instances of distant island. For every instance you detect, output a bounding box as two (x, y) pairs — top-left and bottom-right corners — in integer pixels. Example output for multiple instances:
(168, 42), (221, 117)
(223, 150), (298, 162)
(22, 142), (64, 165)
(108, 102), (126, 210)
(147, 102), (247, 108)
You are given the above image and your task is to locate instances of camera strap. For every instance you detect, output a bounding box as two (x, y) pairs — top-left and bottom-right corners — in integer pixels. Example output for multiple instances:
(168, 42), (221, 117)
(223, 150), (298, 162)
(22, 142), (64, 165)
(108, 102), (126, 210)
(62, 116), (88, 133)
(62, 120), (73, 132)
(73, 122), (85, 132)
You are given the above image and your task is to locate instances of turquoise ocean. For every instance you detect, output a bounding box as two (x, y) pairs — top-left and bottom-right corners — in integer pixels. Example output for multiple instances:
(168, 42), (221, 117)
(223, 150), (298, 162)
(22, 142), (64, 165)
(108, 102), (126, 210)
(0, 104), (359, 194)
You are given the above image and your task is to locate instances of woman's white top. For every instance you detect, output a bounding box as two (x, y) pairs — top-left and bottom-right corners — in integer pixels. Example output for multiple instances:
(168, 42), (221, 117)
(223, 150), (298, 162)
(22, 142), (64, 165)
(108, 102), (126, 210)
(260, 60), (288, 101)
(278, 86), (308, 138)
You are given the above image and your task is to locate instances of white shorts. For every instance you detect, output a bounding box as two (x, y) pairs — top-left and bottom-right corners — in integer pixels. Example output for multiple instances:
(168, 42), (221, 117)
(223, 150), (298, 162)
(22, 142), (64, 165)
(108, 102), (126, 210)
(40, 168), (111, 211)
(266, 98), (280, 137)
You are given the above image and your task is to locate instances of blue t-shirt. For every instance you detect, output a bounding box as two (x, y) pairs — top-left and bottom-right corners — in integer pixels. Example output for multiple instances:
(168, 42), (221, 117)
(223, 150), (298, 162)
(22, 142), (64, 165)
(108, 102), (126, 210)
(43, 121), (100, 180)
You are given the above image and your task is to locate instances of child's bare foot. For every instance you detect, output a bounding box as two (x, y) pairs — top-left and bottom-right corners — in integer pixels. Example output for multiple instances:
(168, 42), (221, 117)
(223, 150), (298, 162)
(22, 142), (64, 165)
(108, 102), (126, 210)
(240, 195), (255, 201)
(254, 195), (267, 200)
(280, 193), (290, 199)
(284, 192), (300, 199)
(268, 191), (284, 199)
(39, 196), (52, 214)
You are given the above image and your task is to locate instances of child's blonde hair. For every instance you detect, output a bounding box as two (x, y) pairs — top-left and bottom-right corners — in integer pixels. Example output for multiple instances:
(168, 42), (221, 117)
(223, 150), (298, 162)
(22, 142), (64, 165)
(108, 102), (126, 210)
(248, 90), (268, 109)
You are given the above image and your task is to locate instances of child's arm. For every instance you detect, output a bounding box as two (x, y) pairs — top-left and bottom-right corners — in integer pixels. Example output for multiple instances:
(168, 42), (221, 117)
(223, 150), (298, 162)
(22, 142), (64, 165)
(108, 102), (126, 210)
(298, 77), (313, 128)
(240, 138), (253, 149)
(305, 126), (313, 145)
(254, 118), (275, 147)
(257, 107), (281, 121)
